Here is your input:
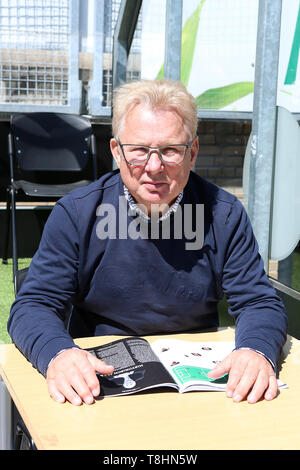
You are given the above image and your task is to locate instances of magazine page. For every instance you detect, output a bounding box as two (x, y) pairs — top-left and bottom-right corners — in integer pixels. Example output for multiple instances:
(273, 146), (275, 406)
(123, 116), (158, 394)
(150, 339), (235, 392)
(87, 337), (177, 397)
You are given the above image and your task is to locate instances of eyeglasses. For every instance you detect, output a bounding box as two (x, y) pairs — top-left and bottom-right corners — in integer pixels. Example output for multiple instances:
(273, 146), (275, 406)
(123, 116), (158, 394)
(116, 139), (192, 166)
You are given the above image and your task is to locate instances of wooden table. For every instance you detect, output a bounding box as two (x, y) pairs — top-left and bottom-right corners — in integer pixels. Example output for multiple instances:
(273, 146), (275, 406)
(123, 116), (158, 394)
(0, 327), (299, 450)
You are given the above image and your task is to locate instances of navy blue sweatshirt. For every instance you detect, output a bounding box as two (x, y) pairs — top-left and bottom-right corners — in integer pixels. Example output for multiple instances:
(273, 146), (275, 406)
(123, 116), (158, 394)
(8, 171), (287, 377)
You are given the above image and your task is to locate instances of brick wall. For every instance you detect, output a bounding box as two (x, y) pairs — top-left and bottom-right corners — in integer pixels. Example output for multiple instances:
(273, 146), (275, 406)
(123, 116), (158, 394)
(195, 120), (252, 190)
(193, 120), (280, 279)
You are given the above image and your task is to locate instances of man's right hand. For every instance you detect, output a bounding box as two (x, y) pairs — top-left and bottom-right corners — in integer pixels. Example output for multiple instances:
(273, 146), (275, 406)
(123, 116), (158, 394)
(46, 348), (114, 405)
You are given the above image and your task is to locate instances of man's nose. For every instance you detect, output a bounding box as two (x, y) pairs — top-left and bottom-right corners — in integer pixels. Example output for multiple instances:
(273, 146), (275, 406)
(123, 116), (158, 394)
(145, 151), (163, 172)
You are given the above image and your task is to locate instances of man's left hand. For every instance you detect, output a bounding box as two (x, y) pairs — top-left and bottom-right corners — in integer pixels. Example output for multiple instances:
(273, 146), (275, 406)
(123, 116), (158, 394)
(207, 349), (278, 404)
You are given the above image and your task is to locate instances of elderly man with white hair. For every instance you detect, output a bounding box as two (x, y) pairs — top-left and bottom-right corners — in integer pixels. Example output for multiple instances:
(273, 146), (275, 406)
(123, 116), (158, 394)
(8, 79), (287, 406)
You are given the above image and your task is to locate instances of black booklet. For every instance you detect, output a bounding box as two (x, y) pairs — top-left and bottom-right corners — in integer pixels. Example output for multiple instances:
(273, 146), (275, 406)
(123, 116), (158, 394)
(86, 337), (237, 397)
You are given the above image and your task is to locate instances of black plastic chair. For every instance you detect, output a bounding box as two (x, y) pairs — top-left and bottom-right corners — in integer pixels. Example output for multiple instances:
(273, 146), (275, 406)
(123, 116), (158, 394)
(2, 112), (97, 291)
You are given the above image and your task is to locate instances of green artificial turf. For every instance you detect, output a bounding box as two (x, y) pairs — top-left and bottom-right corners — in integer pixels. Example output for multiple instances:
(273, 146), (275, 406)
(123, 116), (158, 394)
(292, 247), (300, 292)
(0, 258), (31, 344)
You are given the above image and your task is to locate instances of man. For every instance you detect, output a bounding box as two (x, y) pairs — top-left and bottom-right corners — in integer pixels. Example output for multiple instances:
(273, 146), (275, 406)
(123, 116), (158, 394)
(8, 79), (287, 406)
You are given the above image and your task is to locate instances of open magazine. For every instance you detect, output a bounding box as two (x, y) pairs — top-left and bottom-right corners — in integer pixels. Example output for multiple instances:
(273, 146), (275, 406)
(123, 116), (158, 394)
(86, 337), (287, 397)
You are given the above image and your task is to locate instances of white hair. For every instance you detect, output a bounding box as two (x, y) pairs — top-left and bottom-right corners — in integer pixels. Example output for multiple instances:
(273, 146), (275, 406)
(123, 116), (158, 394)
(112, 79), (198, 139)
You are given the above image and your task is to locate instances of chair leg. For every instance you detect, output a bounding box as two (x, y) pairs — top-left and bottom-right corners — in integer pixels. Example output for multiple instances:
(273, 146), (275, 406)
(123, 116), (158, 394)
(2, 189), (11, 265)
(13, 404), (35, 450)
(14, 424), (35, 450)
(10, 188), (18, 291)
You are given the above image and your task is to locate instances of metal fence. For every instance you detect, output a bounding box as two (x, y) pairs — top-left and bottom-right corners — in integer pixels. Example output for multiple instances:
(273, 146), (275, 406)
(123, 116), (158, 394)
(0, 0), (82, 113)
(101, 0), (141, 109)
(0, 0), (142, 115)
(0, 0), (294, 121)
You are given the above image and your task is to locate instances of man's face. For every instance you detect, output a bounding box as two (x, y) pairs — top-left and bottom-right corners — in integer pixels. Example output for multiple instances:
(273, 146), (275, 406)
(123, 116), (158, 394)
(110, 105), (198, 214)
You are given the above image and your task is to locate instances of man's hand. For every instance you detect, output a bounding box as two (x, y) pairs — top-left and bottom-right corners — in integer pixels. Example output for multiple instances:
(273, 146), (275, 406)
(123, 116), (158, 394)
(46, 348), (114, 405)
(207, 349), (278, 404)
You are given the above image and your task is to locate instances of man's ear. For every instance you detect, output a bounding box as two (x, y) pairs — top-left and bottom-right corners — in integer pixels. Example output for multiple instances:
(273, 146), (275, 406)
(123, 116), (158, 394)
(189, 136), (199, 170)
(110, 138), (121, 168)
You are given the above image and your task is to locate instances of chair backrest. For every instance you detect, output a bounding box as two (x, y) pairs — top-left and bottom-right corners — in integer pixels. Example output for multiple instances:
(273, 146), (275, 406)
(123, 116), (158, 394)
(15, 268), (29, 295)
(11, 112), (94, 173)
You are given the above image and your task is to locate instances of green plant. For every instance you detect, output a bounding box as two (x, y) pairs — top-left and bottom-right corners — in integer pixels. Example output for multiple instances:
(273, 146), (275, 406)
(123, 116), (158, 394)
(157, 0), (254, 110)
(196, 81), (254, 109)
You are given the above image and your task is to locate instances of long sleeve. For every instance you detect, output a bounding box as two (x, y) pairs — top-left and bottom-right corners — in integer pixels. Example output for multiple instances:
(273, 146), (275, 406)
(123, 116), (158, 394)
(221, 199), (288, 370)
(7, 197), (80, 377)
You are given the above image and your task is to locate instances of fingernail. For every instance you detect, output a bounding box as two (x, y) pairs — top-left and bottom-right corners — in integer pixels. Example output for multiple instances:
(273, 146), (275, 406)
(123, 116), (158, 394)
(247, 393), (256, 403)
(85, 395), (94, 405)
(226, 390), (233, 398)
(92, 388), (99, 396)
(54, 394), (65, 403)
(233, 393), (242, 402)
(73, 397), (82, 406)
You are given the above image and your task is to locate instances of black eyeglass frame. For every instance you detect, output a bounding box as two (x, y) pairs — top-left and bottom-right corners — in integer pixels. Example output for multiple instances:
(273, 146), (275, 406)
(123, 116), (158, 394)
(116, 138), (193, 166)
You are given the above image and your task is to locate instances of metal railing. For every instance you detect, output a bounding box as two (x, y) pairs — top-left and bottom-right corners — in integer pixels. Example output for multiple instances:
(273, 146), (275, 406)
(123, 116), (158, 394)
(0, 0), (142, 115)
(0, 0), (81, 113)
